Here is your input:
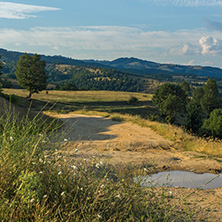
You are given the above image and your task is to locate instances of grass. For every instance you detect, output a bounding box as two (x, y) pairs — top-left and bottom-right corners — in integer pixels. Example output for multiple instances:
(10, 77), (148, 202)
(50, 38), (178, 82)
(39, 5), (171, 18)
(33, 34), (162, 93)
(3, 89), (222, 157)
(0, 109), (202, 221)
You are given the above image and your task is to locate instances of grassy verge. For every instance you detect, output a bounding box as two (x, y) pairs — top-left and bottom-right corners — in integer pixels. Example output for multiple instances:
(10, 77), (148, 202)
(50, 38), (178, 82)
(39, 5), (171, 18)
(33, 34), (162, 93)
(0, 110), (204, 221)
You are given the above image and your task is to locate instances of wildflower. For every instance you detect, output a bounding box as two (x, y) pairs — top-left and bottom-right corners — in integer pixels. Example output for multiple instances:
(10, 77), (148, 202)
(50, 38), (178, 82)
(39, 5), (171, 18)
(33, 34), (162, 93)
(43, 195), (47, 199)
(100, 184), (105, 188)
(100, 161), (103, 166)
(169, 191), (173, 196)
(64, 138), (69, 142)
(55, 149), (58, 152)
(61, 191), (65, 196)
(30, 198), (35, 203)
(42, 140), (46, 143)
(10, 136), (14, 141)
(58, 171), (63, 175)
(116, 194), (121, 199)
(143, 168), (148, 172)
(39, 134), (43, 137)
(98, 214), (102, 219)
(83, 158), (87, 161)
(39, 158), (43, 163)
(75, 148), (79, 152)
(39, 171), (43, 174)
(71, 165), (77, 170)
(32, 162), (36, 165)
(95, 163), (100, 169)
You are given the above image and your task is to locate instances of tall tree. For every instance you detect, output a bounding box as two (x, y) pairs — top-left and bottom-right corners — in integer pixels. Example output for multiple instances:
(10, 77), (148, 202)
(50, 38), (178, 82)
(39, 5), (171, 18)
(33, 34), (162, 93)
(200, 79), (221, 115)
(152, 83), (188, 124)
(15, 53), (47, 98)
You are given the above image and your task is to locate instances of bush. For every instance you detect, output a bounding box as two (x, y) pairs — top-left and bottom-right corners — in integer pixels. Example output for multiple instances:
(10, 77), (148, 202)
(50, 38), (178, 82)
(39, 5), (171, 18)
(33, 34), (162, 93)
(127, 96), (138, 105)
(201, 108), (222, 139)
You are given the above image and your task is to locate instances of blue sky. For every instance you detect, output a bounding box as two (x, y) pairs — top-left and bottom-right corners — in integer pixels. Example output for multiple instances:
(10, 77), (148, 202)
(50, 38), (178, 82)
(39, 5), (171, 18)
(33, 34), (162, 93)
(1, 0), (222, 68)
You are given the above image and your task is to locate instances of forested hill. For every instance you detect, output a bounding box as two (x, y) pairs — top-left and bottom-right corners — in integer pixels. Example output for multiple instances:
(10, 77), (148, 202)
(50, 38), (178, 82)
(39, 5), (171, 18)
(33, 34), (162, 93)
(0, 48), (222, 93)
(87, 57), (222, 78)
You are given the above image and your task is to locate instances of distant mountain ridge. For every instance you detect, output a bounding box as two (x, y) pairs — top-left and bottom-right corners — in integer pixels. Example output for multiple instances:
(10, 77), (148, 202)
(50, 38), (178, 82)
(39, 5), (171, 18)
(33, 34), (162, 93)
(88, 57), (222, 78)
(1, 48), (222, 78)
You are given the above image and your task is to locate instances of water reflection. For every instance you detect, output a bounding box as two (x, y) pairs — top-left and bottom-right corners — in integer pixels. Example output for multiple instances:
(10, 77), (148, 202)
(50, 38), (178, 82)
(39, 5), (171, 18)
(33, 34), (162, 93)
(134, 171), (222, 189)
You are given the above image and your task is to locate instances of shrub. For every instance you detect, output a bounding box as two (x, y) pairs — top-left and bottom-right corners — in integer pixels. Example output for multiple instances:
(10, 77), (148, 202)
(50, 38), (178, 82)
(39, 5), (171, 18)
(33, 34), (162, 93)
(127, 96), (138, 105)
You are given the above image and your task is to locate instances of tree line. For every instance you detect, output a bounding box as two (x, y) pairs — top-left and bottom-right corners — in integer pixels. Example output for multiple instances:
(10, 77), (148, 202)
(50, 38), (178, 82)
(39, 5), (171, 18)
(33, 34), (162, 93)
(153, 80), (222, 139)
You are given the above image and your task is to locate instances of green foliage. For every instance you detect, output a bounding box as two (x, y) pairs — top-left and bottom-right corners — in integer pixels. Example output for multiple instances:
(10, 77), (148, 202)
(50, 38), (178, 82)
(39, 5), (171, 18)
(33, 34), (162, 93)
(201, 108), (222, 139)
(180, 81), (190, 95)
(200, 79), (221, 115)
(192, 87), (204, 104)
(15, 53), (47, 98)
(152, 83), (188, 123)
(183, 100), (204, 134)
(127, 96), (139, 105)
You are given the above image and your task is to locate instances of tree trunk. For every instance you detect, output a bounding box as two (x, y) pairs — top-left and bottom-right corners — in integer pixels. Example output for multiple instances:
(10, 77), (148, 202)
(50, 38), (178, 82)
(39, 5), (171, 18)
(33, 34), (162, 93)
(27, 91), (32, 99)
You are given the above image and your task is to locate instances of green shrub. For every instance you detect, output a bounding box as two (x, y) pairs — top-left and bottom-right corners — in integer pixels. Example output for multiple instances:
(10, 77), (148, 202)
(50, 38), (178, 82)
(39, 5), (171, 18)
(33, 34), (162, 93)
(127, 96), (138, 105)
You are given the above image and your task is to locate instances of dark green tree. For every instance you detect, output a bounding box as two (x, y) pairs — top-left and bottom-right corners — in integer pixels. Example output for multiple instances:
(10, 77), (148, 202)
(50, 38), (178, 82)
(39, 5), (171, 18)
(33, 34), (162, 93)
(15, 53), (47, 98)
(192, 87), (204, 105)
(152, 83), (188, 124)
(183, 100), (204, 134)
(200, 79), (221, 115)
(180, 81), (190, 95)
(201, 108), (222, 139)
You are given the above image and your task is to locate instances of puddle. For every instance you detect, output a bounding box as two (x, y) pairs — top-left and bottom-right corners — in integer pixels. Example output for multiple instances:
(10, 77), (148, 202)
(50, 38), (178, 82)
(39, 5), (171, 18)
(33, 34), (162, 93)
(134, 171), (222, 189)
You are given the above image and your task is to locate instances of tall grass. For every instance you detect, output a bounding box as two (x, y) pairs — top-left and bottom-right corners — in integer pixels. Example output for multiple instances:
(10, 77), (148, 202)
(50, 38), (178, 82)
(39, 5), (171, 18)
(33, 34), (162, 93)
(0, 110), (199, 221)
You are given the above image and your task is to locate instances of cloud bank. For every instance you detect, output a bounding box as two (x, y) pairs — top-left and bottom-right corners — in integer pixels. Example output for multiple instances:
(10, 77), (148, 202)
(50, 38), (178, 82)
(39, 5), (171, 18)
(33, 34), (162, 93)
(199, 36), (222, 55)
(0, 2), (60, 19)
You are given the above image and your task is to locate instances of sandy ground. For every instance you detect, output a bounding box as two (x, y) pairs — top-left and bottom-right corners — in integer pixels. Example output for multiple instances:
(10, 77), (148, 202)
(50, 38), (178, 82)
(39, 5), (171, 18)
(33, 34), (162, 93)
(51, 113), (222, 221)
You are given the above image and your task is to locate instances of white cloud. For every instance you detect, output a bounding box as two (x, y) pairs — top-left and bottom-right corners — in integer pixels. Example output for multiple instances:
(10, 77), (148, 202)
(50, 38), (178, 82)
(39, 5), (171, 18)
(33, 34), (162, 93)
(0, 2), (60, 19)
(0, 25), (222, 67)
(199, 36), (222, 55)
(152, 0), (222, 7)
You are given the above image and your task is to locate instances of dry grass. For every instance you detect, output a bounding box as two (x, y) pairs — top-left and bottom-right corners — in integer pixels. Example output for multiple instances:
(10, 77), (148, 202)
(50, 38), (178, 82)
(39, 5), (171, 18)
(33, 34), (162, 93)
(3, 89), (222, 157)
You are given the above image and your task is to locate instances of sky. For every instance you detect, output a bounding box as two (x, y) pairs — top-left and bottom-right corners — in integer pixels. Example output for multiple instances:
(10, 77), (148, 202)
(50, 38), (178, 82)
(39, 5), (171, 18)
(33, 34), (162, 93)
(0, 0), (222, 68)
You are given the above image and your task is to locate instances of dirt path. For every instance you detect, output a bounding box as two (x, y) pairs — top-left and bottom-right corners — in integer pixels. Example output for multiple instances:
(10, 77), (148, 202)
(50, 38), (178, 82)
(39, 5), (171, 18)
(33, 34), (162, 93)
(52, 113), (222, 221)
(52, 113), (222, 175)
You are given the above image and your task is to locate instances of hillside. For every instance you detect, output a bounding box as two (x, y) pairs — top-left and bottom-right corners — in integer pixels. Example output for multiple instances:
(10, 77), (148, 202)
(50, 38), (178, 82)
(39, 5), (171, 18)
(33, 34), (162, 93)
(89, 57), (222, 78)
(1, 48), (222, 93)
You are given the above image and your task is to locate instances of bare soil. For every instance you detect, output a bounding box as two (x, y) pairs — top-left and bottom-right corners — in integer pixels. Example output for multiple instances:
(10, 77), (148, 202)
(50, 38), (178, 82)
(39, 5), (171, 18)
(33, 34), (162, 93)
(51, 113), (222, 221)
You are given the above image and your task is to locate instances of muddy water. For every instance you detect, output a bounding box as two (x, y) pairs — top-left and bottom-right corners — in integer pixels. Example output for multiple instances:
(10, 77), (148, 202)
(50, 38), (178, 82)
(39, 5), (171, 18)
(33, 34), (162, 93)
(134, 171), (222, 189)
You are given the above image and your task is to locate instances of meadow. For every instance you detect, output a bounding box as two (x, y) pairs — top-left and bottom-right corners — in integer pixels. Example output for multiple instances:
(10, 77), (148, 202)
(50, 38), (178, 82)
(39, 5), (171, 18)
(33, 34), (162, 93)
(1, 89), (222, 221)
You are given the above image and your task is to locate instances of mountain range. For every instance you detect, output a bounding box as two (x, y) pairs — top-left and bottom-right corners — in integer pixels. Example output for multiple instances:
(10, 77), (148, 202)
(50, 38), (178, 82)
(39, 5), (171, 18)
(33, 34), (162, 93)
(1, 48), (222, 79)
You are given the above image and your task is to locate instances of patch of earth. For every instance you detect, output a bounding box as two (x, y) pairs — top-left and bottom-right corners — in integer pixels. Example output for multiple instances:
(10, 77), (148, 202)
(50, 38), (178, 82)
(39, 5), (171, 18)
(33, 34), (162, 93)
(49, 113), (222, 221)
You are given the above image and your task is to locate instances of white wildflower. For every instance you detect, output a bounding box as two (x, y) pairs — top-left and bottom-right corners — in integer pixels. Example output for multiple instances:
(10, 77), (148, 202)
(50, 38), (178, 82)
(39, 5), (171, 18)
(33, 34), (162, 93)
(32, 162), (36, 165)
(75, 148), (79, 153)
(143, 168), (148, 172)
(10, 136), (14, 141)
(95, 163), (100, 169)
(98, 214), (102, 219)
(58, 171), (63, 175)
(100, 161), (103, 166)
(55, 149), (58, 152)
(83, 158), (87, 161)
(100, 184), (105, 188)
(116, 194), (121, 199)
(30, 198), (35, 203)
(61, 191), (65, 196)
(39, 134), (43, 137)
(71, 165), (77, 170)
(39, 158), (43, 163)
(43, 195), (47, 199)
(169, 191), (173, 196)
(64, 138), (69, 142)
(39, 171), (43, 174)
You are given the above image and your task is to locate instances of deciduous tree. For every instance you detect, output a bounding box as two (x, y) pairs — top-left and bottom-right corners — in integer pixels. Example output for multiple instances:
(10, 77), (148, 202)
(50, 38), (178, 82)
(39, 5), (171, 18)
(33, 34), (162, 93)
(15, 53), (47, 98)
